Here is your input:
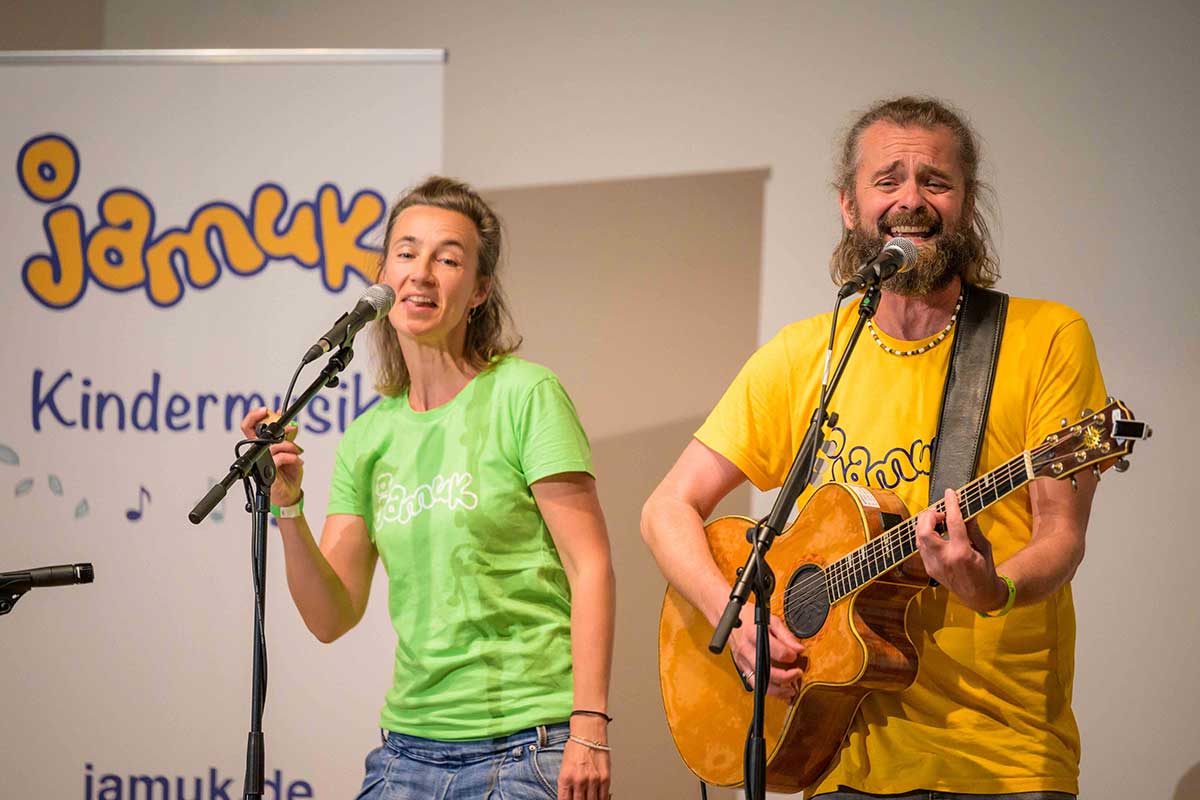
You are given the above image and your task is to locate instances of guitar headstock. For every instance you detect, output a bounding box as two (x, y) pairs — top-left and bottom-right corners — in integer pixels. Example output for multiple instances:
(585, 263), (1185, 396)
(1031, 397), (1152, 481)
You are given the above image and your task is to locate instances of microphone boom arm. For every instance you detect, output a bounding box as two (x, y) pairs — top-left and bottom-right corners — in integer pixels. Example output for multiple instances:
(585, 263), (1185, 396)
(188, 345), (356, 525)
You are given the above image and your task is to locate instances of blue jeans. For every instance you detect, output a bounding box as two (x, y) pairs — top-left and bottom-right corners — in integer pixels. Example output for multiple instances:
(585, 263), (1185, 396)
(812, 791), (1074, 800)
(354, 723), (568, 800)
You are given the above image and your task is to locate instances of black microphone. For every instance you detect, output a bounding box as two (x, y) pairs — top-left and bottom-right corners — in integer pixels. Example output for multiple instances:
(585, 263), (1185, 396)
(837, 237), (919, 298)
(0, 563), (94, 591)
(301, 284), (396, 364)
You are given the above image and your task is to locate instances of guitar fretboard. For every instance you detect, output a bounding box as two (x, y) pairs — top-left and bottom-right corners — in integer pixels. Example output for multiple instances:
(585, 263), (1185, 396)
(824, 451), (1032, 602)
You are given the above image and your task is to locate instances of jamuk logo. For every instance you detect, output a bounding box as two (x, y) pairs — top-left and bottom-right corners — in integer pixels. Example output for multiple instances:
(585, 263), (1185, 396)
(373, 470), (479, 527)
(83, 764), (314, 800)
(17, 132), (385, 309)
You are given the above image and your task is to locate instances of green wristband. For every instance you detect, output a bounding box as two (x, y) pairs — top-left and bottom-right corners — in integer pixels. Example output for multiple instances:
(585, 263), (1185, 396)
(270, 493), (304, 519)
(978, 574), (1016, 618)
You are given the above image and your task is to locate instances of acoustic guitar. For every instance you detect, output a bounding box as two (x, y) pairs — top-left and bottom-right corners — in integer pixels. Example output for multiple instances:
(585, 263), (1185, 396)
(658, 398), (1150, 792)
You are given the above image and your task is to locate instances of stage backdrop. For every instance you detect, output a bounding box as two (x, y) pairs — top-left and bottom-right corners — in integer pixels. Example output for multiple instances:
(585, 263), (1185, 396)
(0, 49), (443, 799)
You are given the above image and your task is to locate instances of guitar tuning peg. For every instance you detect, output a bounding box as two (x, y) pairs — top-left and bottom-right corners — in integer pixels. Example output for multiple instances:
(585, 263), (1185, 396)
(1092, 465), (1102, 481)
(1060, 418), (1069, 428)
(1113, 458), (1130, 473)
(1070, 476), (1079, 493)
(1079, 408), (1095, 419)
(1105, 396), (1115, 404)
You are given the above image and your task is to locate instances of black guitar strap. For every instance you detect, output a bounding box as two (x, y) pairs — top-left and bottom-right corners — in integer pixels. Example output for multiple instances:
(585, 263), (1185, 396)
(927, 284), (1009, 506)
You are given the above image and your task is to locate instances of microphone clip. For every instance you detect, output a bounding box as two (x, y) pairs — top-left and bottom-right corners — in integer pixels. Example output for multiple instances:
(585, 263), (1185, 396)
(0, 585), (24, 615)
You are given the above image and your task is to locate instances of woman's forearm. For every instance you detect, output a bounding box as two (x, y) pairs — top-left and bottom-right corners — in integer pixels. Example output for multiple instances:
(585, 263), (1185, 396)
(276, 514), (375, 643)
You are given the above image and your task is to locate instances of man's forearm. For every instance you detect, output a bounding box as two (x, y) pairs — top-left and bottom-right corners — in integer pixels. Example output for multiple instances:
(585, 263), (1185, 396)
(641, 493), (735, 627)
(994, 523), (1086, 607)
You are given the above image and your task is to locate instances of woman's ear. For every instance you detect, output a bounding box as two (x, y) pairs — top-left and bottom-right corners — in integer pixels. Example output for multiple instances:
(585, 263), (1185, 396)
(473, 276), (492, 309)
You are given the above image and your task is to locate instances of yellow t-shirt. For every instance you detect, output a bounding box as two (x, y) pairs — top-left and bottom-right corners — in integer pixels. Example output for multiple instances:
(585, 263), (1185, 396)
(695, 295), (1107, 796)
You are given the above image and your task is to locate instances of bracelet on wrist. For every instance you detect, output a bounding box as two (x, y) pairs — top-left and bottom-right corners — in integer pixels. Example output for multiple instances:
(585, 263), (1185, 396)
(570, 709), (612, 723)
(978, 574), (1016, 618)
(269, 491), (304, 519)
(568, 735), (611, 752)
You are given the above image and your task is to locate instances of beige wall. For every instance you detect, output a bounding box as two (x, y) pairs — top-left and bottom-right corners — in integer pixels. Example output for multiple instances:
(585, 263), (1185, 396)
(5, 1), (1199, 797)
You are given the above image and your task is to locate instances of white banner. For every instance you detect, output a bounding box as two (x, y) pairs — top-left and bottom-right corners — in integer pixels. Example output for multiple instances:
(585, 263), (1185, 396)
(0, 49), (443, 799)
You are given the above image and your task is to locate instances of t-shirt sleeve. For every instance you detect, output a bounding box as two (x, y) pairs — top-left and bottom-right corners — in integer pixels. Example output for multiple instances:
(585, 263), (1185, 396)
(1025, 317), (1108, 450)
(695, 330), (796, 492)
(326, 422), (370, 520)
(517, 376), (594, 485)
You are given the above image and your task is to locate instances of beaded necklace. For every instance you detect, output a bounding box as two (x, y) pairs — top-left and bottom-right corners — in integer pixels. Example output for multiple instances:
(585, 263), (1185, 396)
(867, 292), (964, 357)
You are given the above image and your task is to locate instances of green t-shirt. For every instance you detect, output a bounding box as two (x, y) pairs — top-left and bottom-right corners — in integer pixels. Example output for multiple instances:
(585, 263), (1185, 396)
(327, 356), (593, 740)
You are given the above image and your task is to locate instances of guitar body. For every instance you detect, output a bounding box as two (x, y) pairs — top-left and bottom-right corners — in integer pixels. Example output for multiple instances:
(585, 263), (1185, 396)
(658, 482), (926, 792)
(657, 398), (1148, 792)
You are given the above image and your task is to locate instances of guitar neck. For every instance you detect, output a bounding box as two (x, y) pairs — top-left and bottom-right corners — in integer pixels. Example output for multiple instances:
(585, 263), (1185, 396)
(824, 450), (1034, 603)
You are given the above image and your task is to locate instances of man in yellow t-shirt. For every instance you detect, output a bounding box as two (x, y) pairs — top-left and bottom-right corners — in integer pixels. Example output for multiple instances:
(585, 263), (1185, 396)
(642, 96), (1106, 799)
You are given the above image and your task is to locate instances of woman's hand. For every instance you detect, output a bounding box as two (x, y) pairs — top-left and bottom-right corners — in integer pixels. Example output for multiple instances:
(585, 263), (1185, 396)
(558, 714), (611, 800)
(239, 406), (304, 507)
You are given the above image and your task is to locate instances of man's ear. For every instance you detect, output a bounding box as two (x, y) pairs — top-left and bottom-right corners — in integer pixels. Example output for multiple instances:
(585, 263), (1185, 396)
(839, 189), (856, 231)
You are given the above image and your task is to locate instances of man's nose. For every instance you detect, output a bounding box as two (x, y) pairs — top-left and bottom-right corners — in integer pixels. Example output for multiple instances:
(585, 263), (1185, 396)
(895, 178), (925, 212)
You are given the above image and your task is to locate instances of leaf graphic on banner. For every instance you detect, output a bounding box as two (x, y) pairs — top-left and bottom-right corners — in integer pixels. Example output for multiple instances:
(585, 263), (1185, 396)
(48, 474), (64, 496)
(0, 444), (17, 465)
(15, 478), (34, 496)
(75, 499), (90, 519)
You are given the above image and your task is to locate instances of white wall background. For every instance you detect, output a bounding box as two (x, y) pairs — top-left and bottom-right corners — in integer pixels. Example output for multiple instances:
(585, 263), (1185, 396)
(5, 1), (1198, 797)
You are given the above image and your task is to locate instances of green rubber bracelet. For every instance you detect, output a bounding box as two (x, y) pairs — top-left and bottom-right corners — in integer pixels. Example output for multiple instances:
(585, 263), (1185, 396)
(978, 574), (1016, 618)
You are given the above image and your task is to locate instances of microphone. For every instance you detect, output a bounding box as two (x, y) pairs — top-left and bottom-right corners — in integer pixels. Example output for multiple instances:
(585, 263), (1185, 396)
(0, 563), (94, 591)
(302, 284), (396, 364)
(837, 237), (918, 298)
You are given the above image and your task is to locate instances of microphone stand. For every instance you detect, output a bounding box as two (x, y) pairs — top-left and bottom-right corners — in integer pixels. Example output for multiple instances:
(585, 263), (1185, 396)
(0, 564), (94, 615)
(708, 286), (881, 800)
(0, 575), (29, 616)
(188, 344), (356, 800)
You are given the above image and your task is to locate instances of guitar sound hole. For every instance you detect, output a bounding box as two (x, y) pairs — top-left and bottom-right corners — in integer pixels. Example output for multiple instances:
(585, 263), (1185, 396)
(783, 563), (829, 639)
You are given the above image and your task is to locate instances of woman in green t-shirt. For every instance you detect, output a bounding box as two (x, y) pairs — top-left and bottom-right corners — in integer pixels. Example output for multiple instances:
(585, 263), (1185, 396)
(241, 177), (614, 800)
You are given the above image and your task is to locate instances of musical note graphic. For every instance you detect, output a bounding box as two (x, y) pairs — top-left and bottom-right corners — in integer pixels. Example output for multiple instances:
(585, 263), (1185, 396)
(126, 485), (151, 521)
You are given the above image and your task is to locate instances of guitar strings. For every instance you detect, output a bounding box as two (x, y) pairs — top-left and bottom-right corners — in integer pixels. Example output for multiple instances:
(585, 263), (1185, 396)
(776, 470), (1021, 616)
(774, 430), (1081, 615)
(820, 453), (1028, 593)
(779, 428), (1096, 614)
(792, 447), (1052, 610)
(778, 450), (1031, 609)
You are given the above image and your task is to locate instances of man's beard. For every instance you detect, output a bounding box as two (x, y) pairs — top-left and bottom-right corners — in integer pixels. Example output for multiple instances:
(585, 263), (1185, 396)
(844, 209), (974, 297)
